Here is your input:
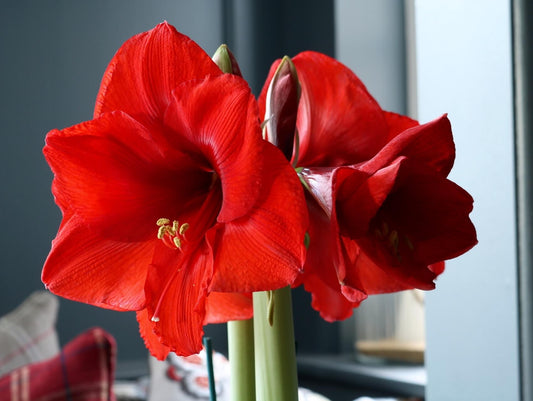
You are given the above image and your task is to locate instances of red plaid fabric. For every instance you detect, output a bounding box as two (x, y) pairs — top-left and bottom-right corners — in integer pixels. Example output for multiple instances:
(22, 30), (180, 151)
(0, 327), (116, 401)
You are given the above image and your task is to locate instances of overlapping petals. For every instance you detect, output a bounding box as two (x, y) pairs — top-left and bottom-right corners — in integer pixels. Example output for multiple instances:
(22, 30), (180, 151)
(43, 24), (308, 357)
(260, 51), (477, 321)
(94, 22), (222, 123)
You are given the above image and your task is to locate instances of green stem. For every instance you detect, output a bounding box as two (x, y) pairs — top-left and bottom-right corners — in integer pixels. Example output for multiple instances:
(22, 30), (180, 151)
(228, 319), (256, 401)
(203, 337), (217, 401)
(253, 286), (298, 401)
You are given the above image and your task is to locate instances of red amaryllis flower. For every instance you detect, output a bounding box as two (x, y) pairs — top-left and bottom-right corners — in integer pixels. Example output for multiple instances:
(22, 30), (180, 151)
(259, 51), (477, 321)
(42, 23), (307, 358)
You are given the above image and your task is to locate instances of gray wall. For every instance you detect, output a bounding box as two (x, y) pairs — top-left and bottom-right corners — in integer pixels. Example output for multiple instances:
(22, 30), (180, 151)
(0, 0), (223, 362)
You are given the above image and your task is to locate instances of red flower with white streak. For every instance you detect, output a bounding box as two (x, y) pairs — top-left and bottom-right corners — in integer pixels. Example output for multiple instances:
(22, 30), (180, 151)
(260, 51), (477, 321)
(42, 23), (307, 358)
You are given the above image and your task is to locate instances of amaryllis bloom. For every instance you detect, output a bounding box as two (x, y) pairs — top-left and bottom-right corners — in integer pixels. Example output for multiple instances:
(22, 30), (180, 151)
(42, 23), (307, 358)
(259, 51), (477, 321)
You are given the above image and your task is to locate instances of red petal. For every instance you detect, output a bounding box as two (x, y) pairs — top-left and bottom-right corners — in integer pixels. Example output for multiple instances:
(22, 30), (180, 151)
(204, 292), (253, 324)
(384, 111), (419, 140)
(42, 215), (150, 310)
(292, 51), (390, 167)
(209, 144), (308, 292)
(380, 159), (477, 264)
(44, 112), (211, 242)
(94, 22), (221, 123)
(303, 270), (361, 322)
(144, 243), (213, 356)
(337, 235), (424, 295)
(360, 115), (456, 177)
(335, 157), (476, 289)
(301, 199), (362, 321)
(137, 309), (170, 360)
(164, 74), (263, 222)
(335, 162), (400, 238)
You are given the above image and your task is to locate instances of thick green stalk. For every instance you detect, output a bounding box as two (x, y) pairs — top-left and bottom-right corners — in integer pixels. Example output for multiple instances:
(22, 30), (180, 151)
(253, 286), (298, 401)
(228, 319), (255, 401)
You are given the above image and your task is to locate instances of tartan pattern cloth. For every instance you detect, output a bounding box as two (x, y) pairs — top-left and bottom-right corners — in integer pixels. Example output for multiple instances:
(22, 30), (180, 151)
(0, 327), (116, 401)
(0, 292), (60, 376)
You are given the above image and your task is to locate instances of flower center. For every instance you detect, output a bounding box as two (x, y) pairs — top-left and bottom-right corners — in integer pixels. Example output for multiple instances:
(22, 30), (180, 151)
(372, 220), (414, 262)
(156, 218), (190, 250)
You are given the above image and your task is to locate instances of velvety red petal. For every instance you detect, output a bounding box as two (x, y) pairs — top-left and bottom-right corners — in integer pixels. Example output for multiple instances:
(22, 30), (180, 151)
(382, 159), (477, 264)
(360, 115), (456, 177)
(42, 215), (151, 310)
(204, 292), (253, 324)
(430, 261), (445, 276)
(164, 74), (263, 223)
(303, 270), (361, 322)
(301, 199), (361, 321)
(335, 162), (400, 238)
(44, 112), (211, 242)
(144, 243), (213, 356)
(292, 51), (390, 167)
(337, 157), (475, 289)
(94, 22), (221, 123)
(337, 235), (425, 295)
(137, 309), (170, 360)
(209, 144), (308, 292)
(384, 111), (419, 140)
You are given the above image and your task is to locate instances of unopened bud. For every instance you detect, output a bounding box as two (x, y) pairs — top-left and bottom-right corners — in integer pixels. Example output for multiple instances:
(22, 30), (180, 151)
(212, 44), (242, 77)
(264, 56), (301, 163)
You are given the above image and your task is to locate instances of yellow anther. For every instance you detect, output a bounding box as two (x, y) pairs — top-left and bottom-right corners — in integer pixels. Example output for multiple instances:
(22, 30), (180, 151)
(179, 223), (190, 235)
(157, 218), (170, 226)
(172, 220), (180, 234)
(157, 225), (167, 240)
(156, 218), (189, 250)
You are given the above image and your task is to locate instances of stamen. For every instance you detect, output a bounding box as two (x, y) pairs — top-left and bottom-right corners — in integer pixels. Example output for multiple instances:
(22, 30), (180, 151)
(179, 223), (190, 235)
(151, 316), (160, 322)
(157, 225), (167, 240)
(172, 220), (180, 234)
(156, 218), (190, 250)
(157, 218), (170, 226)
